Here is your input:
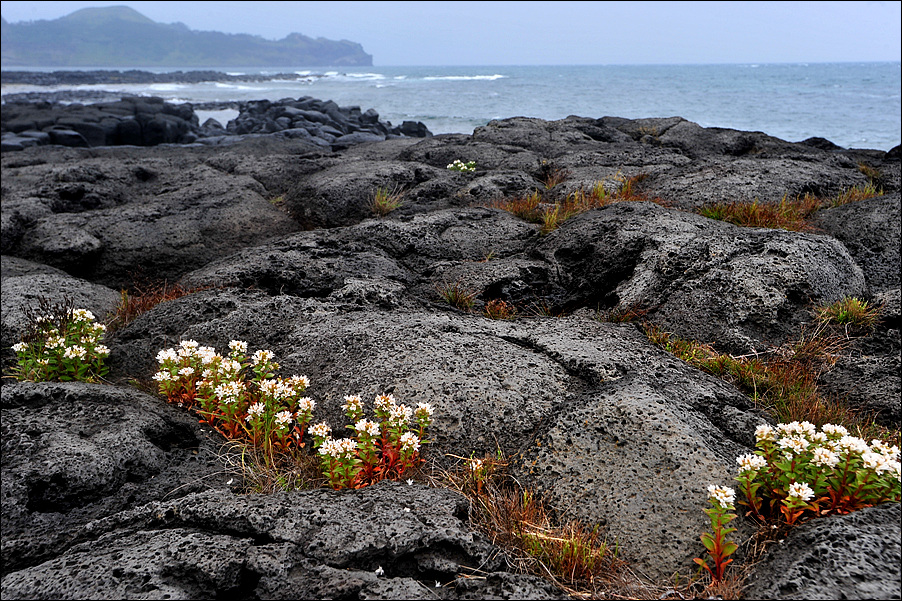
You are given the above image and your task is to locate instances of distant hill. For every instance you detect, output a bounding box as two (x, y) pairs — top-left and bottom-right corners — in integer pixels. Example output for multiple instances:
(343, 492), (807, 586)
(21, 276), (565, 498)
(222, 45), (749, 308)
(0, 6), (373, 67)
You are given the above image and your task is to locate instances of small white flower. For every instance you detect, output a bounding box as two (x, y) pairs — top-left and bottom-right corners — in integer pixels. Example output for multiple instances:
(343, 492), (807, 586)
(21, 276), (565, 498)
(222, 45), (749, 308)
(156, 348), (178, 364)
(777, 436), (809, 455)
(375, 566), (384, 577)
(871, 440), (901, 460)
(374, 393), (396, 412)
(229, 340), (248, 354)
(93, 345), (111, 357)
(296, 397), (316, 413)
(406, 479), (414, 486)
(706, 484), (735, 507)
(838, 435), (870, 454)
(11, 342), (28, 353)
(214, 381), (245, 404)
(289, 375), (310, 389)
(755, 424), (776, 443)
(415, 402), (434, 418)
(153, 370), (172, 382)
(275, 410), (293, 426)
(822, 424), (849, 439)
(354, 419), (380, 437)
(403, 507), (411, 512)
(178, 367), (195, 377)
(72, 309), (96, 322)
(399, 432), (420, 453)
(736, 453), (767, 473)
(310, 422), (331, 439)
(862, 452), (887, 472)
(389, 403), (413, 425)
(246, 402), (265, 421)
(343, 394), (363, 414)
(787, 482), (815, 502)
(252, 349), (275, 365)
(63, 346), (87, 360)
(811, 447), (840, 468)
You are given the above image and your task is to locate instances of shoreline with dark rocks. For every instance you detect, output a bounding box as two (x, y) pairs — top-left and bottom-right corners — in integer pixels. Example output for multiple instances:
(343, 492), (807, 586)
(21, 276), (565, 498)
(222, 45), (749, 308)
(1, 107), (899, 599)
(1, 95), (432, 152)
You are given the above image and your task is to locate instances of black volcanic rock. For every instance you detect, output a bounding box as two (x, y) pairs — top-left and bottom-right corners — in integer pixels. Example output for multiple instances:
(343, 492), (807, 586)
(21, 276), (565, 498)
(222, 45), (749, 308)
(1, 113), (899, 599)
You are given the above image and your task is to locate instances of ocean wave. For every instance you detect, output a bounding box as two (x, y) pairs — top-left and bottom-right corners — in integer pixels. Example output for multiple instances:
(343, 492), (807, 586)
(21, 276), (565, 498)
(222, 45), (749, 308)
(422, 74), (507, 81)
(148, 83), (185, 91)
(342, 72), (385, 80)
(213, 83), (256, 90)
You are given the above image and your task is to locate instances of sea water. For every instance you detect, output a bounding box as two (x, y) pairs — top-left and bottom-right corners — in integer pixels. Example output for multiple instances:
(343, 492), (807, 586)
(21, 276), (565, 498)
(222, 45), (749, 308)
(2, 63), (900, 151)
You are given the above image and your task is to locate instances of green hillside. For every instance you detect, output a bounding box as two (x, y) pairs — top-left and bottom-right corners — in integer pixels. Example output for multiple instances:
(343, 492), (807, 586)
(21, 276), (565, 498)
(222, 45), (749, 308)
(0, 6), (373, 67)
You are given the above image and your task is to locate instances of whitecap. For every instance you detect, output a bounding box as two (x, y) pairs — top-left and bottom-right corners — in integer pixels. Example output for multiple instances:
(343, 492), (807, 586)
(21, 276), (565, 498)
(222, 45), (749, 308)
(149, 83), (185, 91)
(422, 74), (506, 81)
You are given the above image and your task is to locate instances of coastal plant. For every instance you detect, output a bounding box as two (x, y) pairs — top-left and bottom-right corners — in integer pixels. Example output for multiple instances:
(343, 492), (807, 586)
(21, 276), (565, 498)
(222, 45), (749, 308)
(437, 452), (624, 593)
(698, 184), (884, 232)
(815, 296), (881, 333)
(830, 182), (882, 207)
(436, 281), (476, 311)
(641, 323), (896, 437)
(697, 195), (822, 232)
(154, 340), (310, 456)
(734, 422), (900, 525)
(371, 185), (404, 216)
(694, 485), (739, 583)
(490, 173), (663, 234)
(9, 298), (110, 382)
(107, 280), (208, 332)
(537, 160), (570, 189)
(447, 159), (477, 173)
(154, 341), (433, 488)
(483, 299), (517, 320)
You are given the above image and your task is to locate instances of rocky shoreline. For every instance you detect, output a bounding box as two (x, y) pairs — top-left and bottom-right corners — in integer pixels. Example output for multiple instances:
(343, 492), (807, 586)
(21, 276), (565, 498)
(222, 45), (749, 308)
(1, 105), (900, 599)
(1, 95), (432, 152)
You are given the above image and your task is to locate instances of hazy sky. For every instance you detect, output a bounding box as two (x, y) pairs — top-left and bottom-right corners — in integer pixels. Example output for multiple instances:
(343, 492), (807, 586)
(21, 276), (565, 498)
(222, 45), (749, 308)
(1, 1), (900, 66)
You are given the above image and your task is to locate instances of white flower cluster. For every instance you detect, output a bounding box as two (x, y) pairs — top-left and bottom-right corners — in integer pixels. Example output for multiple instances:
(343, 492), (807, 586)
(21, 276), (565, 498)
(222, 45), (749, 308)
(446, 159), (477, 173)
(707, 484), (736, 507)
(319, 437), (358, 459)
(10, 307), (111, 382)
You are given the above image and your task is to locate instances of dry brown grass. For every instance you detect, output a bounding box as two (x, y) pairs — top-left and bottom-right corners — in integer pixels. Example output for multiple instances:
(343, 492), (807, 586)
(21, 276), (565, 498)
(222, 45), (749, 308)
(490, 173), (666, 235)
(436, 281), (477, 311)
(698, 184), (883, 232)
(433, 453), (640, 598)
(483, 299), (518, 320)
(107, 280), (208, 332)
(642, 321), (897, 441)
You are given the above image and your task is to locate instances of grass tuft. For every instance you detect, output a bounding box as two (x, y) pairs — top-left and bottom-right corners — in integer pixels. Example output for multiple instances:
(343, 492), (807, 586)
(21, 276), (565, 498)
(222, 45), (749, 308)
(642, 322), (896, 441)
(107, 281), (207, 332)
(698, 184), (884, 231)
(371, 185), (405, 216)
(490, 173), (665, 234)
(434, 453), (627, 596)
(436, 281), (476, 311)
(483, 299), (518, 320)
(816, 296), (882, 334)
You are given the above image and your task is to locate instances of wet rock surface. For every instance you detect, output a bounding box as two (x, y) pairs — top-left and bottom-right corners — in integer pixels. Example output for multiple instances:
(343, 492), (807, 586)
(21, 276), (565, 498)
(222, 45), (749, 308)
(1, 111), (900, 599)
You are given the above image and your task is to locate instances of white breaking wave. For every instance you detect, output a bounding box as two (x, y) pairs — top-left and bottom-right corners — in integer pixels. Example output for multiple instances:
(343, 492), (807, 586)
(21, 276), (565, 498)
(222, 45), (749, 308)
(421, 74), (506, 81)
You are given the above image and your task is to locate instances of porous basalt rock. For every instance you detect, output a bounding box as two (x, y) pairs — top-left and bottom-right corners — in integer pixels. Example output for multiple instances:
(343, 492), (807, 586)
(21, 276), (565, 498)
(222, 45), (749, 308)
(1, 110), (900, 599)
(743, 503), (902, 600)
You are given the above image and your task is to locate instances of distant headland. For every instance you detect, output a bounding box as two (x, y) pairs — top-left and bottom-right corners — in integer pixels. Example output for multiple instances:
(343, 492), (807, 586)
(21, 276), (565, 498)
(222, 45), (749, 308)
(0, 5), (373, 67)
